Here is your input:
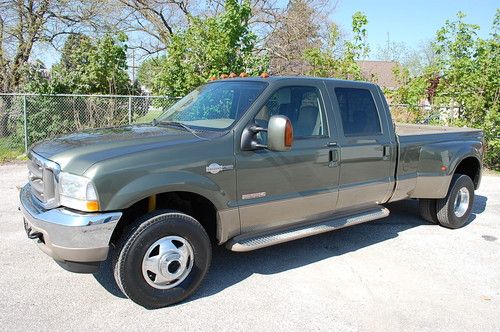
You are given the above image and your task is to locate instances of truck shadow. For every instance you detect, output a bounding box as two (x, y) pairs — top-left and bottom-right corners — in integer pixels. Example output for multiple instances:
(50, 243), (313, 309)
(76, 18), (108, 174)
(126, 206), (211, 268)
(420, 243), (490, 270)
(93, 195), (487, 302)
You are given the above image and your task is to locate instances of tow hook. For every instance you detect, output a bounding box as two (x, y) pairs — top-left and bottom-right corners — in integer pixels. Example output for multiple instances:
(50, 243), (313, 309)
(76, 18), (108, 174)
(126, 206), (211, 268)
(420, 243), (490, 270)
(23, 219), (44, 241)
(27, 230), (43, 240)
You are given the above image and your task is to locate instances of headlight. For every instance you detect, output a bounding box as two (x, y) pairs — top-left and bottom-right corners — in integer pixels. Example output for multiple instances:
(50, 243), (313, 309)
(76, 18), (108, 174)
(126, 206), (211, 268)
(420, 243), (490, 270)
(59, 172), (100, 212)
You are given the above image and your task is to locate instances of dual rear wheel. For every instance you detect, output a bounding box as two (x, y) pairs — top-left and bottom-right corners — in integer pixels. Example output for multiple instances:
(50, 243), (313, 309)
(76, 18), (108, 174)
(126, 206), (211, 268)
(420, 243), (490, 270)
(418, 174), (475, 229)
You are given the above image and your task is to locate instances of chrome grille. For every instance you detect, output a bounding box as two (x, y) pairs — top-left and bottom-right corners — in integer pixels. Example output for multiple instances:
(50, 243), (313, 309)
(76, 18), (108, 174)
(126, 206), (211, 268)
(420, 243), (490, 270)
(27, 152), (60, 208)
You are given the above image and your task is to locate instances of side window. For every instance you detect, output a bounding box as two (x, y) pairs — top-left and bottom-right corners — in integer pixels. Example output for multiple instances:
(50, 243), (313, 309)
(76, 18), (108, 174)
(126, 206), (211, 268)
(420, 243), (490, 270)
(255, 86), (327, 141)
(334, 88), (382, 137)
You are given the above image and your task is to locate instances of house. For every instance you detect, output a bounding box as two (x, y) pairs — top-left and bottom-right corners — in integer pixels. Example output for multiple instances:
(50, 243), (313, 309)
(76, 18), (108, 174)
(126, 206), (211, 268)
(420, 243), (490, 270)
(357, 60), (401, 90)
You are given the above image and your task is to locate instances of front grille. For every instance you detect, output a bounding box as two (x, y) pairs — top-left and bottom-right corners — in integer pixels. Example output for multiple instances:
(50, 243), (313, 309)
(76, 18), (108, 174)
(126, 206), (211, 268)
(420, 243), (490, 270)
(27, 152), (60, 208)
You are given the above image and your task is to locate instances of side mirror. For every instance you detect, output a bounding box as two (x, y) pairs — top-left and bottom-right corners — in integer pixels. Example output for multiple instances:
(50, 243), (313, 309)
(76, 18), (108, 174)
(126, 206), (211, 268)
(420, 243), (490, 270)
(267, 115), (294, 151)
(240, 115), (293, 152)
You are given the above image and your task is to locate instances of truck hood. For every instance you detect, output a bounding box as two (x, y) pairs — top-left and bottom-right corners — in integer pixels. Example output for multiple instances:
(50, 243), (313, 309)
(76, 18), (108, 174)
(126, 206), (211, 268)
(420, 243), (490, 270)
(31, 125), (204, 174)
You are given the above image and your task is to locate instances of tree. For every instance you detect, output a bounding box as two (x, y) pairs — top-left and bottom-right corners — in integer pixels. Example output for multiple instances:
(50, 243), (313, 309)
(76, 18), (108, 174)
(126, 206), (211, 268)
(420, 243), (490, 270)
(146, 0), (268, 97)
(388, 11), (499, 169)
(433, 12), (498, 122)
(375, 41), (436, 77)
(0, 0), (106, 92)
(24, 33), (132, 95)
(137, 57), (162, 92)
(303, 11), (369, 79)
(264, 0), (329, 75)
(112, 0), (192, 55)
(0, 0), (105, 136)
(432, 11), (499, 169)
(112, 0), (317, 59)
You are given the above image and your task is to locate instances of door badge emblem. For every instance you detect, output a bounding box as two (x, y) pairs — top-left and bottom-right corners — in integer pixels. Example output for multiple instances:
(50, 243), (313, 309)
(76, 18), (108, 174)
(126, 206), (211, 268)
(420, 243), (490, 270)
(206, 163), (234, 174)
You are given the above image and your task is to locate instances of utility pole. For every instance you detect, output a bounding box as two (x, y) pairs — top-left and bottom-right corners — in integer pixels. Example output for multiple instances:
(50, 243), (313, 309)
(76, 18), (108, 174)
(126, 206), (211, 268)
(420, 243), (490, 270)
(132, 48), (136, 83)
(387, 32), (390, 60)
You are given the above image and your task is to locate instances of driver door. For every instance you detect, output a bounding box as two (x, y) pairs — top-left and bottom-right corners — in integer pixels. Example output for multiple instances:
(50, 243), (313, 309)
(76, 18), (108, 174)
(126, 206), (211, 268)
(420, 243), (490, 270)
(235, 81), (340, 234)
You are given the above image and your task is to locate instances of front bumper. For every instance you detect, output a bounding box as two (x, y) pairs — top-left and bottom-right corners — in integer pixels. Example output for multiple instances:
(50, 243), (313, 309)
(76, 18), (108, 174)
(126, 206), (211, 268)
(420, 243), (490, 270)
(19, 184), (122, 273)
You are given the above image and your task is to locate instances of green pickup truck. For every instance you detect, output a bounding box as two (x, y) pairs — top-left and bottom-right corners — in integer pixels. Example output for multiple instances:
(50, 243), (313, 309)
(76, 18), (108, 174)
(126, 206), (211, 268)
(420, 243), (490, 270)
(20, 76), (483, 308)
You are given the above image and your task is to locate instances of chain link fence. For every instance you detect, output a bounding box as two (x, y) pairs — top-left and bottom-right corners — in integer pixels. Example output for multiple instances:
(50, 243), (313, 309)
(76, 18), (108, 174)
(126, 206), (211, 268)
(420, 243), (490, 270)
(0, 94), (177, 157)
(0, 93), (456, 159)
(389, 103), (459, 125)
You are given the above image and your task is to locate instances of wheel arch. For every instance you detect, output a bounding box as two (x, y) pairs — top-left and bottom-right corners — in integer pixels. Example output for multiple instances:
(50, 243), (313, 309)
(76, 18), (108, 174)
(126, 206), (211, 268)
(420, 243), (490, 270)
(452, 155), (482, 189)
(107, 172), (239, 245)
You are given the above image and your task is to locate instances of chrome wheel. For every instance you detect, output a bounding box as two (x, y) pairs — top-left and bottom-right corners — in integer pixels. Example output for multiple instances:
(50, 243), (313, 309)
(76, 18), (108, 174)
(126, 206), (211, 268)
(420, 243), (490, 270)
(453, 187), (470, 218)
(142, 236), (194, 290)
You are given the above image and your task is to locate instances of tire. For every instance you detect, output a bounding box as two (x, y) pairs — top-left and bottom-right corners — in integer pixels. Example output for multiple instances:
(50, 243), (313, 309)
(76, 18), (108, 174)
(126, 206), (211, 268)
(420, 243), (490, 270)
(436, 174), (475, 229)
(418, 198), (438, 223)
(112, 209), (211, 309)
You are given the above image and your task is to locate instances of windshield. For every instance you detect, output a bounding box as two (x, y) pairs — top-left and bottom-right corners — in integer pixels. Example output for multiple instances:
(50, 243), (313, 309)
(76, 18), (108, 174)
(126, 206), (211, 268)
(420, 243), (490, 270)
(158, 81), (267, 130)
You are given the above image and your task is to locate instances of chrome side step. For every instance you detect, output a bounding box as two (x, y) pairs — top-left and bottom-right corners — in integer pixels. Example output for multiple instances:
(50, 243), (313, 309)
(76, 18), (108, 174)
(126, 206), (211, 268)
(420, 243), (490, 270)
(227, 207), (389, 252)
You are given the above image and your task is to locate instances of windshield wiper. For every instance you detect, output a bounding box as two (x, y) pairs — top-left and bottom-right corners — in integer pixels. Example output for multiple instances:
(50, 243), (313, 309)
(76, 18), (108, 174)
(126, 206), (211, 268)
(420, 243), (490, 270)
(156, 120), (203, 139)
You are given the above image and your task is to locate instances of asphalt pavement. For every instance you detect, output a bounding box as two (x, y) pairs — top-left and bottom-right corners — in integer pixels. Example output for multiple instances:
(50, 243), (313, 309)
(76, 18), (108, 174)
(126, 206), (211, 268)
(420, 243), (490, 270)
(0, 162), (499, 331)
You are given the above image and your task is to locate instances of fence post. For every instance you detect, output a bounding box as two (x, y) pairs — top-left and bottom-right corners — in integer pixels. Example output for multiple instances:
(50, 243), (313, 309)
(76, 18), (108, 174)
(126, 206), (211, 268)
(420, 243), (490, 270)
(128, 96), (132, 125)
(23, 95), (28, 153)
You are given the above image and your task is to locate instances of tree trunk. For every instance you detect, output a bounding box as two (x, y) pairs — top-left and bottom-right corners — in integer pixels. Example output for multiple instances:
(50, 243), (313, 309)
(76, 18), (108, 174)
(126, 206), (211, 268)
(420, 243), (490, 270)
(0, 95), (12, 137)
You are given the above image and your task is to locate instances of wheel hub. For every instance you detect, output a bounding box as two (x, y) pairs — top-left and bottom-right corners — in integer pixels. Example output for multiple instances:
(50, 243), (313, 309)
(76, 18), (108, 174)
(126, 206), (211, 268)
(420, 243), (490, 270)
(159, 253), (182, 276)
(142, 236), (194, 289)
(453, 187), (470, 218)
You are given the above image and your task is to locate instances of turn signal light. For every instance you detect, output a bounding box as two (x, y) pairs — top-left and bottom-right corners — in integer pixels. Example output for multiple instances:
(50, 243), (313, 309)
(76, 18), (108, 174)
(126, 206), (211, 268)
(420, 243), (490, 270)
(86, 201), (100, 211)
(285, 119), (293, 148)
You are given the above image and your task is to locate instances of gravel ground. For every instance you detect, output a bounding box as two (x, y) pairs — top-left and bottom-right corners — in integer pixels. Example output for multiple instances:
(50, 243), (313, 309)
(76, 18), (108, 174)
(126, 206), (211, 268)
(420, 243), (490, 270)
(0, 161), (499, 331)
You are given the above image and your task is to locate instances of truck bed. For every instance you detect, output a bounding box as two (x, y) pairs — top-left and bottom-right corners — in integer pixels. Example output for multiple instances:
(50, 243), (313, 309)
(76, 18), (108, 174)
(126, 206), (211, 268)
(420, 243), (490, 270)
(391, 123), (483, 202)
(395, 123), (482, 143)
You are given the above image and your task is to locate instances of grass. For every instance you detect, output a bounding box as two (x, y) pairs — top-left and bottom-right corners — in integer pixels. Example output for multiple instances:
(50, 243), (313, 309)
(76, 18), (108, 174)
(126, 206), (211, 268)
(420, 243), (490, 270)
(0, 137), (25, 163)
(484, 168), (500, 176)
(134, 108), (164, 123)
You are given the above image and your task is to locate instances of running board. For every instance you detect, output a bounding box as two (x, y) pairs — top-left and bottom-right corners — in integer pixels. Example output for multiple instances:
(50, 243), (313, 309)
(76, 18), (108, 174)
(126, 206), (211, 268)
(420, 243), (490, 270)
(227, 207), (389, 252)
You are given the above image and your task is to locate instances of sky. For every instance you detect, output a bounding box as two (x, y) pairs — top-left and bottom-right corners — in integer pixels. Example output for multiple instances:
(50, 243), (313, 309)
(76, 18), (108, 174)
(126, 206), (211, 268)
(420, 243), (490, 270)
(333, 0), (498, 57)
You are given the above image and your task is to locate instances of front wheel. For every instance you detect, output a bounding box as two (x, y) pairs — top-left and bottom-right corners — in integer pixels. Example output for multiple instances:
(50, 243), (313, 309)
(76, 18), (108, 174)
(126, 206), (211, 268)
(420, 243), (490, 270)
(113, 210), (211, 309)
(436, 174), (475, 229)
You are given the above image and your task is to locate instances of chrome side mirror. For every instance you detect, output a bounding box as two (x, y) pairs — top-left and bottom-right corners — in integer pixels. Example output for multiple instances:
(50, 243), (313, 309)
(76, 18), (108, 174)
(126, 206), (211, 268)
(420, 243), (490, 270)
(267, 115), (293, 152)
(240, 115), (294, 152)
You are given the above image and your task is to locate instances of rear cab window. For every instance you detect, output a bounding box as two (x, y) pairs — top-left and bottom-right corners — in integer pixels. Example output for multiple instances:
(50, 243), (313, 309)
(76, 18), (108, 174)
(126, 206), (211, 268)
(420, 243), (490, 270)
(334, 88), (382, 137)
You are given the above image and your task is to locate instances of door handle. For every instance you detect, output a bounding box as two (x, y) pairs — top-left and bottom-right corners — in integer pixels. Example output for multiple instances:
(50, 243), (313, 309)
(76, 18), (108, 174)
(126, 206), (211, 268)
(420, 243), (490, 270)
(383, 145), (391, 160)
(328, 147), (339, 167)
(326, 142), (338, 147)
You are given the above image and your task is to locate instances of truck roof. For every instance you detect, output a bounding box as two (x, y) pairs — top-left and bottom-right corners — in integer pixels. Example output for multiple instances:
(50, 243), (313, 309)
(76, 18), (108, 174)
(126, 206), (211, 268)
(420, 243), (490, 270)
(207, 75), (379, 88)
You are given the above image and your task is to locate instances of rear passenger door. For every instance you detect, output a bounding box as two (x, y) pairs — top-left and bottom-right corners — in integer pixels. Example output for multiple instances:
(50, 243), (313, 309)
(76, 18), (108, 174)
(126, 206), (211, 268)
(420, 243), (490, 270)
(325, 82), (396, 210)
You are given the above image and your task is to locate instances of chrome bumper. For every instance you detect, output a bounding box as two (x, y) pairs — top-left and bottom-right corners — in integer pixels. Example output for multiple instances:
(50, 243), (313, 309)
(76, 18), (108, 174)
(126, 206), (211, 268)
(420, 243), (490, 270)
(19, 184), (122, 271)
